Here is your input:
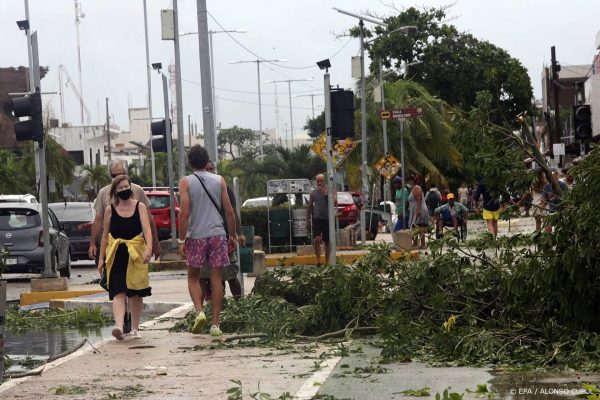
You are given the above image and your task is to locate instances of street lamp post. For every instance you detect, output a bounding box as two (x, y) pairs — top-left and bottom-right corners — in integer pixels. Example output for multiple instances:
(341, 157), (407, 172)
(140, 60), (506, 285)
(181, 29), (246, 166)
(293, 93), (320, 119)
(265, 78), (313, 148)
(229, 59), (287, 157)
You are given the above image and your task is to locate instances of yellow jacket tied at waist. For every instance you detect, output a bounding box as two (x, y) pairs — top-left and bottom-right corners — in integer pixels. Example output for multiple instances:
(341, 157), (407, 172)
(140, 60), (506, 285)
(105, 233), (149, 290)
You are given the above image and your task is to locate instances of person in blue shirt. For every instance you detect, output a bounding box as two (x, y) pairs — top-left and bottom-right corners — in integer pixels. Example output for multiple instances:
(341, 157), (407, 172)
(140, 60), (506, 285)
(434, 193), (468, 238)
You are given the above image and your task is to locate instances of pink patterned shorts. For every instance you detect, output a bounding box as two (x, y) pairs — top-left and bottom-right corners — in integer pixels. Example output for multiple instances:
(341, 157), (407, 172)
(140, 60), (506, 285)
(185, 236), (230, 269)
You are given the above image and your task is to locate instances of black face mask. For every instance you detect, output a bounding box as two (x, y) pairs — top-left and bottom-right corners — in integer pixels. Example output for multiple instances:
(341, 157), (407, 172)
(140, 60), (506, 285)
(117, 189), (132, 200)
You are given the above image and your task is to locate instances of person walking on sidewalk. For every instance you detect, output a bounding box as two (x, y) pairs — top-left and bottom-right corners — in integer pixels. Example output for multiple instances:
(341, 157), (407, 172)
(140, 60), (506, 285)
(97, 175), (153, 340)
(199, 160), (246, 301)
(306, 174), (336, 266)
(89, 159), (160, 334)
(178, 145), (237, 337)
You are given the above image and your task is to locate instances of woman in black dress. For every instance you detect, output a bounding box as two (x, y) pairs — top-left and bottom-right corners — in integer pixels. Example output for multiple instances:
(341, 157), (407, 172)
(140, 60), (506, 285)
(98, 175), (153, 340)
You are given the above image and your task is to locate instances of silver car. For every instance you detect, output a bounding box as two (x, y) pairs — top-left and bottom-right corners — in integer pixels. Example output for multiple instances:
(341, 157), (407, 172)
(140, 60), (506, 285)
(0, 203), (71, 277)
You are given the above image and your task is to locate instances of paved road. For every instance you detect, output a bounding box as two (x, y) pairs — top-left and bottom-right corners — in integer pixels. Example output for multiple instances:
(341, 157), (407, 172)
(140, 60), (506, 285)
(4, 260), (98, 302)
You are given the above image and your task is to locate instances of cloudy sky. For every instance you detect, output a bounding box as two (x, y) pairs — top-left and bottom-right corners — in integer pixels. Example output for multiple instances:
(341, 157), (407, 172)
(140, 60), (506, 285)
(2, 0), (599, 141)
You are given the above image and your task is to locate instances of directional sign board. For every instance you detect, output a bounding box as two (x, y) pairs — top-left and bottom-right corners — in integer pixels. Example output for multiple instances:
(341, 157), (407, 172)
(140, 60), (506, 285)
(374, 154), (401, 179)
(311, 132), (356, 169)
(379, 107), (424, 120)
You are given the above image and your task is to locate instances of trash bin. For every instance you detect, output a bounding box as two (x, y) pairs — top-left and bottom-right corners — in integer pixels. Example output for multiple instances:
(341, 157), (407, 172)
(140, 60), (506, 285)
(363, 208), (379, 240)
(240, 225), (254, 273)
(269, 209), (290, 240)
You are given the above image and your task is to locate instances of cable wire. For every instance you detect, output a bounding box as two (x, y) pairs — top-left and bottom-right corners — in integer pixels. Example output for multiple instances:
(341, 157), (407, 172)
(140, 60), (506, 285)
(208, 11), (355, 71)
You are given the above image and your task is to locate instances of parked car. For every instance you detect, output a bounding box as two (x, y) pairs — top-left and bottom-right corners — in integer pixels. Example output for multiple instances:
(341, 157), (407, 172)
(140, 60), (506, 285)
(0, 194), (38, 203)
(48, 202), (94, 261)
(337, 191), (359, 228)
(242, 197), (271, 208)
(143, 189), (180, 240)
(0, 203), (71, 277)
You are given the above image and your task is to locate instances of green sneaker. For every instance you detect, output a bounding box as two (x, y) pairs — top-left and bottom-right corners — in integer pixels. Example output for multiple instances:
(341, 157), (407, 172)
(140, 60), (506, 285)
(191, 311), (207, 334)
(210, 324), (222, 337)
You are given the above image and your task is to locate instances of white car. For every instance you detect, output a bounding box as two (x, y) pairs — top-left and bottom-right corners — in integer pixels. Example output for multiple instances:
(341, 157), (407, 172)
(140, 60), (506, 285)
(0, 194), (38, 203)
(242, 197), (271, 208)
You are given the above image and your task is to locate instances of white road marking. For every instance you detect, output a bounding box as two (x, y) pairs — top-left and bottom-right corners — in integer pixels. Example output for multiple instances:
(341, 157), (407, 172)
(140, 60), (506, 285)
(294, 356), (342, 400)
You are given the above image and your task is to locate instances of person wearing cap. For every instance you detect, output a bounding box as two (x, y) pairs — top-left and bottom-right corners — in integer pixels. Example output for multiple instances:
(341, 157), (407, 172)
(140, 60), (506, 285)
(433, 193), (469, 238)
(392, 176), (409, 231)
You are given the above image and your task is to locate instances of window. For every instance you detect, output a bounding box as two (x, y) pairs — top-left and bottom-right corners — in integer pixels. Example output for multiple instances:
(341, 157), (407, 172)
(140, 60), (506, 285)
(0, 209), (41, 230)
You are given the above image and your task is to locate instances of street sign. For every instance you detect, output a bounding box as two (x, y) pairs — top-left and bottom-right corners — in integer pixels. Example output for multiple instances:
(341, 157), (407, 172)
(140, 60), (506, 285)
(311, 132), (356, 168)
(379, 107), (424, 120)
(553, 143), (565, 156)
(374, 154), (401, 179)
(380, 110), (391, 120)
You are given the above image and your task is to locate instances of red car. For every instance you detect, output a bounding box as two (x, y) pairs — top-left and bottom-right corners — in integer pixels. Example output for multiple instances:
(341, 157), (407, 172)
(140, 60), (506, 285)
(337, 191), (359, 228)
(144, 188), (180, 240)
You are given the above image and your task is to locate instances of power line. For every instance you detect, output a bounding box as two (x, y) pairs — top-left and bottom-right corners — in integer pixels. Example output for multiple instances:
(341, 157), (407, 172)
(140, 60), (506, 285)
(208, 11), (354, 71)
(181, 78), (318, 95)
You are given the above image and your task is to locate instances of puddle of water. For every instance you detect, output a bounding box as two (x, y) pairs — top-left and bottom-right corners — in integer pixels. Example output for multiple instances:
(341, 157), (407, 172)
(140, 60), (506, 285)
(3, 325), (114, 373)
(3, 313), (163, 373)
(490, 371), (600, 399)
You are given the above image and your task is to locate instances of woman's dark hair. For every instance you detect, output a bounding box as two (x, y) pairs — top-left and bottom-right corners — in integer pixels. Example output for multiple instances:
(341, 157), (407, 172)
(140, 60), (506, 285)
(187, 145), (209, 169)
(110, 175), (133, 205)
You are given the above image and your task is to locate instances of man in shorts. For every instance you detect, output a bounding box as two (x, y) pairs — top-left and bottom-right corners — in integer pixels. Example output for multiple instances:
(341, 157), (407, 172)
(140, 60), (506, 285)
(306, 174), (335, 266)
(178, 145), (237, 337)
(199, 160), (246, 300)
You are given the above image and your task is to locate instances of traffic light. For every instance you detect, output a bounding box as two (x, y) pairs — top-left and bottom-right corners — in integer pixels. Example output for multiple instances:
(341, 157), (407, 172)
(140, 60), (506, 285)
(151, 119), (169, 153)
(573, 104), (592, 141)
(10, 89), (43, 143)
(331, 89), (355, 139)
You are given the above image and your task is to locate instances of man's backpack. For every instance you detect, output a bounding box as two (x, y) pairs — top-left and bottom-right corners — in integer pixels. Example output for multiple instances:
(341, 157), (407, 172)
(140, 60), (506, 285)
(425, 190), (440, 209)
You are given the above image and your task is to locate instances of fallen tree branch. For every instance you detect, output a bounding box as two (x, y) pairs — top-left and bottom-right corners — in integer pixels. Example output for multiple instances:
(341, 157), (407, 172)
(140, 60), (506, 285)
(47, 339), (87, 363)
(295, 326), (379, 341)
(223, 333), (269, 342)
(3, 364), (47, 379)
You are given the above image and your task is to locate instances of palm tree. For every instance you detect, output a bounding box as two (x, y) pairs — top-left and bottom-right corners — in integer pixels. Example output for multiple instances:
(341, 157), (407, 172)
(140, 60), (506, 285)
(80, 164), (110, 197)
(346, 78), (461, 193)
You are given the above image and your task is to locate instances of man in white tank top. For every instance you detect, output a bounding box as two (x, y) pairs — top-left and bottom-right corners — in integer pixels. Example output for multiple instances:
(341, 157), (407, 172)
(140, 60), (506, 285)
(178, 145), (237, 337)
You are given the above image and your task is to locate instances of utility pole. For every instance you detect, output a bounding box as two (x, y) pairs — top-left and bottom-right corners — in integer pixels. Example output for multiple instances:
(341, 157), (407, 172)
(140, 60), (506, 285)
(143, 0), (157, 188)
(105, 98), (111, 161)
(173, 0), (185, 179)
(551, 46), (562, 167)
(188, 114), (192, 149)
(196, 0), (217, 163)
(323, 68), (337, 265)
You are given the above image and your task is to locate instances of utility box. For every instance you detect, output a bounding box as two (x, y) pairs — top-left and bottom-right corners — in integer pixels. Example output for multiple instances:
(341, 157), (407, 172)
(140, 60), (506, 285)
(161, 9), (174, 40)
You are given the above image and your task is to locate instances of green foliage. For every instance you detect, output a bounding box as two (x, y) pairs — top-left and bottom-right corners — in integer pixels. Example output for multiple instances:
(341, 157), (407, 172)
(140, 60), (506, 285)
(226, 380), (293, 400)
(304, 111), (325, 138)
(240, 207), (269, 248)
(435, 389), (464, 400)
(50, 385), (87, 395)
(366, 6), (533, 126)
(402, 387), (431, 396)
(512, 145), (600, 330)
(218, 125), (260, 160)
(453, 91), (533, 197)
(6, 306), (112, 331)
